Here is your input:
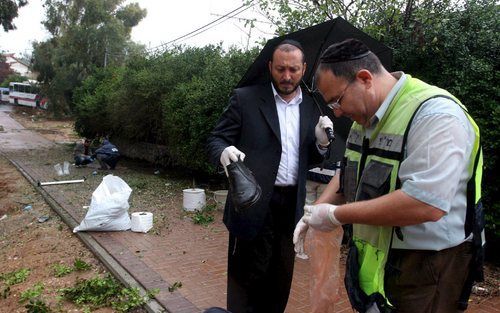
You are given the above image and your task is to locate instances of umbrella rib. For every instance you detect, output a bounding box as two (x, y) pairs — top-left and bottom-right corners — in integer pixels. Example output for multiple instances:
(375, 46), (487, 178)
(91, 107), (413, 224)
(308, 18), (338, 87)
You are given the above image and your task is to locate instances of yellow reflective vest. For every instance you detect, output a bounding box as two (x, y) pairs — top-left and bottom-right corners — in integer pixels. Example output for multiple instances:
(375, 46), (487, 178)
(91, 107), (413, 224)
(342, 75), (483, 312)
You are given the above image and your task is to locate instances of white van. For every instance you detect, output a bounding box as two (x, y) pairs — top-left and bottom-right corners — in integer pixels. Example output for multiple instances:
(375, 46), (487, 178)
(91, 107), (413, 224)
(0, 87), (9, 103)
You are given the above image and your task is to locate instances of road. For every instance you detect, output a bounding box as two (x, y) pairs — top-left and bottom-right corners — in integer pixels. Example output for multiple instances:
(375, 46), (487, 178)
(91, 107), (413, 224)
(0, 104), (54, 151)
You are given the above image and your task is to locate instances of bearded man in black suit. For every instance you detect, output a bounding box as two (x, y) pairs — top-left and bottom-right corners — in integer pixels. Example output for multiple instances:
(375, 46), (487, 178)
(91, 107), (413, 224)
(207, 39), (333, 313)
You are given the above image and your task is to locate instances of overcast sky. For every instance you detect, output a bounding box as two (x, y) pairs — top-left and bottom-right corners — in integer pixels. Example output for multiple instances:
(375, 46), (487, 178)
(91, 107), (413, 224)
(0, 0), (276, 56)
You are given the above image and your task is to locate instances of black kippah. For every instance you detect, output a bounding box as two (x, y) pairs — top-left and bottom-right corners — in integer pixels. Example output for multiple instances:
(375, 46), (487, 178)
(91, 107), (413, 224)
(320, 38), (371, 63)
(277, 39), (304, 53)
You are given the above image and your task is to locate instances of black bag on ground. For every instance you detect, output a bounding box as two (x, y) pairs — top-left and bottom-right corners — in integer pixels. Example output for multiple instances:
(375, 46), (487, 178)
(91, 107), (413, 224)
(226, 158), (261, 212)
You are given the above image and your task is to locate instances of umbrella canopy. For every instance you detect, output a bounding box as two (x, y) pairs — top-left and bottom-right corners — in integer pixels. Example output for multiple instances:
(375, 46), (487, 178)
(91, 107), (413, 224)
(237, 17), (393, 163)
(237, 17), (392, 89)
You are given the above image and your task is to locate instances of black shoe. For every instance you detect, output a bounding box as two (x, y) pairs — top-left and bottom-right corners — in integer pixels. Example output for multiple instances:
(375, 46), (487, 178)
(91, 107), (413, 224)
(226, 158), (261, 212)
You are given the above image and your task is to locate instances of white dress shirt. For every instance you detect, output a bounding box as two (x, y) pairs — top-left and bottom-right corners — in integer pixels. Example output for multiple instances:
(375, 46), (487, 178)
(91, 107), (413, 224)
(272, 83), (302, 186)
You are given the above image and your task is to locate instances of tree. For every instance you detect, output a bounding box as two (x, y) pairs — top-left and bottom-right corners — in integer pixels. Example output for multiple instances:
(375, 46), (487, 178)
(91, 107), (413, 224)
(0, 55), (14, 84)
(0, 0), (27, 31)
(0, 73), (28, 87)
(31, 0), (146, 114)
(250, 0), (457, 36)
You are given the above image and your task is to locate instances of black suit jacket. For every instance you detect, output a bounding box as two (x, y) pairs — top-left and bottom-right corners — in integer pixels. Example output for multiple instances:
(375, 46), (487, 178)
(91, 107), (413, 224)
(207, 83), (323, 240)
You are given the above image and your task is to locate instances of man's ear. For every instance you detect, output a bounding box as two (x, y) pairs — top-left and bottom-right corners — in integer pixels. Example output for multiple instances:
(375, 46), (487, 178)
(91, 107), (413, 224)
(356, 69), (373, 88)
(268, 60), (272, 73)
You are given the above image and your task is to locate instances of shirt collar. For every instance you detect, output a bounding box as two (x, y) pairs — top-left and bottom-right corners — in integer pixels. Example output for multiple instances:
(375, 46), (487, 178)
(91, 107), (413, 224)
(271, 82), (303, 105)
(367, 71), (406, 129)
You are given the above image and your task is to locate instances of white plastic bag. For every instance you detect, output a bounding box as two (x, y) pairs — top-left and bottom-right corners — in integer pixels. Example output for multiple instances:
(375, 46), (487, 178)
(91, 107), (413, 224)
(73, 174), (132, 232)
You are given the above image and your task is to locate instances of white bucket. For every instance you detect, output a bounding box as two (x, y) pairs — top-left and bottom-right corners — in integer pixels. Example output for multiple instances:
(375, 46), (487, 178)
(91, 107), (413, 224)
(213, 190), (228, 210)
(182, 188), (206, 211)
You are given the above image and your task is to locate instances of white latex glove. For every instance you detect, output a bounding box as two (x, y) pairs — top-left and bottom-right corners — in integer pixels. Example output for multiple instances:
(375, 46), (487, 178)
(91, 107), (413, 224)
(220, 145), (246, 167)
(303, 203), (342, 232)
(314, 116), (334, 147)
(293, 219), (309, 259)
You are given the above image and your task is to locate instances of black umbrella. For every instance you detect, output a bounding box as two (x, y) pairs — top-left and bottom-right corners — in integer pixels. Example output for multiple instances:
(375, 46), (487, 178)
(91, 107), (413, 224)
(237, 17), (392, 89)
(237, 17), (393, 162)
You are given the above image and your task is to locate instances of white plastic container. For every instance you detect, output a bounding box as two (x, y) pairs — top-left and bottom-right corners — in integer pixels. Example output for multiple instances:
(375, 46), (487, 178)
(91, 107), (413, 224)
(182, 188), (206, 211)
(63, 161), (70, 175)
(213, 190), (228, 210)
(54, 163), (63, 176)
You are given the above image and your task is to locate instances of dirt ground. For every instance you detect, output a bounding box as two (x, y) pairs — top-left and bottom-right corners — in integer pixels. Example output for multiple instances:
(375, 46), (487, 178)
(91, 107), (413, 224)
(1, 106), (498, 312)
(0, 107), (146, 312)
(0, 154), (118, 312)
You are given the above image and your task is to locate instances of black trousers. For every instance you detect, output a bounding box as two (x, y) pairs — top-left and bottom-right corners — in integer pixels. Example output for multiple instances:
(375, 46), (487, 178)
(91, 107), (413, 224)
(97, 154), (120, 169)
(227, 186), (298, 313)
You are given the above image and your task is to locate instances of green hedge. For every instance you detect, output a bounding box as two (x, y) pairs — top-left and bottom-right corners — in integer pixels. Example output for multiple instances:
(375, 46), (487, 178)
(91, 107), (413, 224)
(74, 45), (257, 173)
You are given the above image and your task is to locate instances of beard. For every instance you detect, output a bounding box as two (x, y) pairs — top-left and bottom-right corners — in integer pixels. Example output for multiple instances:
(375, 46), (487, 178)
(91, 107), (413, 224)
(271, 77), (301, 97)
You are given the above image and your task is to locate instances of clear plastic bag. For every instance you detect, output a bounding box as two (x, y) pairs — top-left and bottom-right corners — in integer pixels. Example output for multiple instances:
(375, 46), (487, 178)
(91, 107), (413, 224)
(63, 161), (70, 175)
(54, 163), (63, 176)
(309, 226), (343, 313)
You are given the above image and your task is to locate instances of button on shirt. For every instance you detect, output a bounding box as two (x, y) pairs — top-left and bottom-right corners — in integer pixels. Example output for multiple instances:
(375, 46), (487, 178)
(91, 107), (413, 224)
(272, 83), (302, 186)
(366, 72), (476, 250)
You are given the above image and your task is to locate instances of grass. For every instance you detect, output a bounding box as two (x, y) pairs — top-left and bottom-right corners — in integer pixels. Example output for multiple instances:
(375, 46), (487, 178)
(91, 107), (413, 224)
(25, 298), (51, 313)
(59, 274), (156, 312)
(192, 203), (217, 225)
(7, 261), (147, 312)
(73, 258), (92, 271)
(52, 264), (73, 278)
(0, 268), (31, 299)
(19, 282), (44, 303)
(52, 258), (92, 277)
(0, 268), (31, 286)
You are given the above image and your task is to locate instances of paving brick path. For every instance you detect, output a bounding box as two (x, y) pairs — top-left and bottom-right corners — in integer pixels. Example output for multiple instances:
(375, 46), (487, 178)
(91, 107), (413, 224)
(1, 108), (497, 313)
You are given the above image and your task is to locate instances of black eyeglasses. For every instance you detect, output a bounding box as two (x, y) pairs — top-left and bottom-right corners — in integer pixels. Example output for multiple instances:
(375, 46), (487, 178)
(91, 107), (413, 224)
(327, 82), (351, 110)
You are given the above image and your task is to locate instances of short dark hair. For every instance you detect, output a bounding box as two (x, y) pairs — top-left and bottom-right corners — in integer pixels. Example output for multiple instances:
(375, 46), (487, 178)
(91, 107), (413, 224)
(271, 39), (306, 63)
(317, 38), (383, 82)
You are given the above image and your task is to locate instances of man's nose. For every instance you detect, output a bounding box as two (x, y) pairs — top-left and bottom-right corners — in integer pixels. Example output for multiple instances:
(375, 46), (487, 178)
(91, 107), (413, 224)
(282, 70), (292, 80)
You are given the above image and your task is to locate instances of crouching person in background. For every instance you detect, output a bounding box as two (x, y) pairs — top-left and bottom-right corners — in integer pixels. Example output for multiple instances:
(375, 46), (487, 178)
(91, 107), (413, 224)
(94, 139), (120, 170)
(74, 138), (94, 167)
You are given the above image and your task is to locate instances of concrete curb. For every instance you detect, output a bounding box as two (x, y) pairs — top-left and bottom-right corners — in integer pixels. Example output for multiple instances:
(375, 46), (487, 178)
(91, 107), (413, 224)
(3, 153), (167, 313)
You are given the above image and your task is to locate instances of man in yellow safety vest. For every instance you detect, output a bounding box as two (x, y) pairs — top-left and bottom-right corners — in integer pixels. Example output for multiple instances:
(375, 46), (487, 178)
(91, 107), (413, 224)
(293, 38), (484, 313)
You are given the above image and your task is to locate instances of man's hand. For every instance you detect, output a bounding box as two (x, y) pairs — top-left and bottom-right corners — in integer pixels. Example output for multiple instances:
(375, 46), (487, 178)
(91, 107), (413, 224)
(220, 146), (246, 167)
(303, 203), (342, 231)
(293, 219), (309, 259)
(314, 116), (333, 147)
